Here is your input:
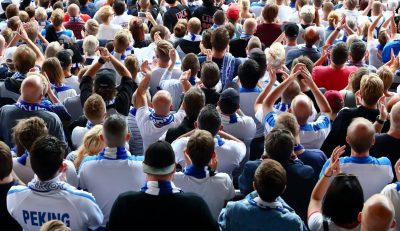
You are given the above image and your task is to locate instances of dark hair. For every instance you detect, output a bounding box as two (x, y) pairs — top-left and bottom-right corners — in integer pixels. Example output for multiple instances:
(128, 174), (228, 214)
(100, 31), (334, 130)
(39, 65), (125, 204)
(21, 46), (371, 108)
(265, 129), (294, 166)
(322, 173), (364, 224)
(52, 1), (64, 10)
(350, 67), (369, 93)
(25, 6), (36, 18)
(5, 4), (19, 19)
(211, 27), (230, 52)
(213, 10), (226, 25)
(331, 42), (349, 66)
(292, 56), (314, 75)
(182, 53), (200, 75)
(262, 3), (279, 23)
(200, 61), (220, 88)
(0, 141), (12, 180)
(202, 29), (213, 49)
(94, 86), (117, 101)
(165, 0), (176, 4)
(103, 114), (128, 147)
(197, 104), (221, 136)
(350, 40), (366, 63)
(129, 18), (145, 43)
(239, 59), (260, 89)
(12, 117), (48, 155)
(187, 130), (215, 167)
(224, 23), (235, 39)
(150, 25), (167, 42)
(113, 0), (126, 15)
(30, 136), (65, 181)
(183, 87), (205, 120)
(255, 159), (287, 202)
(248, 48), (267, 77)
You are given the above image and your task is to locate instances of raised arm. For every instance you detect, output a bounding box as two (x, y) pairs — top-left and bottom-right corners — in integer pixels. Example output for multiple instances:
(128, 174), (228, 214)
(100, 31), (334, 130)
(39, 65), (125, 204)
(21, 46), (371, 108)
(135, 60), (152, 108)
(325, 17), (345, 46)
(83, 47), (109, 78)
(368, 13), (383, 41)
(17, 24), (45, 66)
(361, 0), (373, 16)
(109, 52), (131, 78)
(254, 66), (277, 113)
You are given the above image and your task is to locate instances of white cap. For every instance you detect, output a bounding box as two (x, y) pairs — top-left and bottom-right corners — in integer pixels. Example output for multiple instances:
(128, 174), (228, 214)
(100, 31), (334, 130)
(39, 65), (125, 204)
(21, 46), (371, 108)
(4, 46), (17, 63)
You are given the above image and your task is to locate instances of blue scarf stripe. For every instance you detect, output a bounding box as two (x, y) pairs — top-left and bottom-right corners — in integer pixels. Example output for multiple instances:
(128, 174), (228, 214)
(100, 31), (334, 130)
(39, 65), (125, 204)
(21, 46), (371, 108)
(149, 112), (174, 128)
(140, 181), (182, 195)
(184, 165), (207, 179)
(98, 147), (129, 160)
(15, 100), (50, 111)
(17, 152), (29, 166)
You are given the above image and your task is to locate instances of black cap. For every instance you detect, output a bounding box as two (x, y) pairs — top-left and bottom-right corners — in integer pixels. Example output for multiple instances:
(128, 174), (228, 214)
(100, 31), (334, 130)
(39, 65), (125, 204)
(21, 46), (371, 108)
(56, 49), (73, 67)
(219, 88), (240, 114)
(143, 141), (176, 175)
(94, 69), (116, 88)
(283, 23), (299, 38)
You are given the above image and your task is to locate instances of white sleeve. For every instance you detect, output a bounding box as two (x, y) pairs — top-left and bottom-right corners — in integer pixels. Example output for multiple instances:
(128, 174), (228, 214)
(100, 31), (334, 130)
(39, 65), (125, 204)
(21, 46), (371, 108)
(172, 138), (187, 168)
(173, 109), (186, 125)
(65, 160), (78, 187)
(224, 174), (236, 200)
(80, 193), (104, 230)
(78, 164), (87, 190)
(233, 141), (246, 166)
(136, 105), (152, 134)
(307, 212), (324, 231)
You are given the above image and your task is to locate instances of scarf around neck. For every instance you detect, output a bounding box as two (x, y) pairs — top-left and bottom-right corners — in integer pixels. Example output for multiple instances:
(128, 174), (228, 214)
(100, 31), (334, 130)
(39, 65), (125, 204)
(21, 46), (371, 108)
(140, 181), (182, 195)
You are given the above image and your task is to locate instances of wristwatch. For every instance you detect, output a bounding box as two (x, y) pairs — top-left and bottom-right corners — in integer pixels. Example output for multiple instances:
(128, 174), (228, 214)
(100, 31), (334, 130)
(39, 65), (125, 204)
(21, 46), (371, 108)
(98, 57), (106, 64)
(376, 115), (385, 124)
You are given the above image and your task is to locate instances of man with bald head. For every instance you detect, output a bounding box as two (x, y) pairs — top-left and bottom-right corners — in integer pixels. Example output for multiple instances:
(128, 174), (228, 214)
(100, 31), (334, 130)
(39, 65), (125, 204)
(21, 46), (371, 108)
(256, 63), (332, 149)
(63, 3), (85, 39)
(321, 118), (392, 200)
(230, 18), (257, 58)
(286, 26), (322, 69)
(359, 194), (396, 231)
(135, 61), (186, 151)
(0, 74), (66, 147)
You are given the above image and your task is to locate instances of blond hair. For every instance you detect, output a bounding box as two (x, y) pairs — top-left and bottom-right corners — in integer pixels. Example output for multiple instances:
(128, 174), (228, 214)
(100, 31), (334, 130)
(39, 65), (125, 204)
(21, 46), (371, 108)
(99, 5), (113, 23)
(40, 220), (69, 231)
(327, 11), (341, 27)
(74, 125), (104, 169)
(156, 40), (173, 63)
(265, 42), (285, 69)
(50, 9), (64, 27)
(42, 57), (65, 85)
(85, 19), (99, 36)
(377, 66), (394, 91)
(35, 7), (47, 21)
(124, 54), (140, 78)
(83, 35), (99, 56)
(300, 5), (315, 24)
(360, 74), (384, 106)
(83, 93), (106, 123)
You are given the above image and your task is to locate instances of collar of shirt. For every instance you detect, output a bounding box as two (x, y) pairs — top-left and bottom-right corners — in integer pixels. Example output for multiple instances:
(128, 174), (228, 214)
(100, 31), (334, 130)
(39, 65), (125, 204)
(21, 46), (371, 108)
(184, 165), (208, 179)
(221, 113), (239, 124)
(98, 147), (130, 160)
(247, 196), (288, 213)
(28, 175), (68, 192)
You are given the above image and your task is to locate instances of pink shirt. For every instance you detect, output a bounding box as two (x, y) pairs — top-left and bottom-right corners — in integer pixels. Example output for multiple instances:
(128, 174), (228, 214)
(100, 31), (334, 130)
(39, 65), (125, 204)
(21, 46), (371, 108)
(312, 65), (358, 91)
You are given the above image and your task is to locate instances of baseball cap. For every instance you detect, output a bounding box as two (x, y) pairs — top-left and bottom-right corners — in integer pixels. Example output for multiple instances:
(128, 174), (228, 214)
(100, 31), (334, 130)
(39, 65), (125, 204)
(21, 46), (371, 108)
(283, 23), (299, 38)
(227, 4), (240, 21)
(4, 46), (17, 64)
(324, 90), (344, 112)
(143, 141), (176, 175)
(56, 49), (74, 67)
(94, 68), (117, 88)
(219, 88), (240, 114)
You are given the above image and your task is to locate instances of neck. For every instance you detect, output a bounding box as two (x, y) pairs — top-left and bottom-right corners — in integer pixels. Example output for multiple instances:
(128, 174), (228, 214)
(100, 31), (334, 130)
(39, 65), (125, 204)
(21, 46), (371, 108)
(287, 40), (297, 46)
(0, 174), (13, 184)
(351, 151), (369, 157)
(153, 109), (169, 117)
(21, 98), (41, 104)
(147, 174), (173, 181)
(211, 49), (225, 59)
(388, 129), (400, 139)
(360, 102), (377, 110)
(63, 70), (71, 76)
(331, 63), (344, 69)
(158, 61), (169, 68)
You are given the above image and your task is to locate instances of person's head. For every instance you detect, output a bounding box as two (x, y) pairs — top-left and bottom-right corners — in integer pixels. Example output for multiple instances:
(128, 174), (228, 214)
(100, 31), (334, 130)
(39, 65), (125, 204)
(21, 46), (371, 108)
(200, 61), (220, 88)
(12, 117), (48, 156)
(241, 0), (250, 11)
(173, 22), (187, 38)
(84, 19), (99, 36)
(227, 4), (240, 23)
(282, 80), (301, 104)
(129, 17), (145, 43)
(83, 93), (106, 124)
(7, 16), (21, 31)
(5, 4), (19, 19)
(327, 10), (341, 27)
(322, 2), (334, 18)
(265, 42), (285, 69)
(99, 5), (114, 23)
(201, 29), (212, 49)
(94, 68), (117, 101)
(283, 22), (299, 41)
(24, 21), (39, 42)
(18, 11), (30, 23)
(45, 41), (63, 59)
(155, 40), (173, 63)
(253, 159), (286, 202)
(182, 53), (200, 76)
(346, 118), (375, 154)
(101, 114), (130, 147)
(300, 5), (315, 24)
(377, 66), (393, 92)
(322, 173), (364, 225)
(50, 9), (64, 27)
(113, 29), (131, 53)
(349, 67), (369, 93)
(218, 88), (240, 115)
(345, 0), (357, 10)
(248, 47), (267, 77)
(39, 220), (71, 231)
(360, 74), (384, 106)
(211, 27), (230, 52)
(182, 87), (205, 120)
(274, 112), (299, 138)
(52, 1), (63, 10)
(165, 0), (177, 4)
(185, 130), (215, 167)
(83, 35), (99, 56)
(324, 90), (344, 114)
(238, 59), (260, 89)
(331, 42), (349, 66)
(303, 26), (320, 45)
(224, 23), (235, 39)
(378, 30), (389, 48)
(20, 73), (47, 103)
(113, 0), (125, 16)
(15, 33), (33, 62)
(35, 7), (48, 21)
(290, 94), (313, 125)
(188, 17), (201, 34)
(30, 135), (65, 181)
(371, 1), (382, 16)
(150, 25), (168, 42)
(151, 90), (173, 115)
(359, 194), (396, 231)
(243, 18), (257, 35)
(1, 28), (13, 45)
(196, 104), (222, 137)
(265, 128), (294, 166)
(74, 125), (104, 169)
(292, 56), (314, 80)
(56, 49), (73, 72)
(124, 54), (140, 78)
(138, 0), (151, 9)
(67, 3), (80, 17)
(262, 3), (278, 23)
(213, 10), (226, 26)
(143, 141), (176, 178)
(42, 57), (64, 85)
(349, 40), (366, 63)
(0, 141), (12, 181)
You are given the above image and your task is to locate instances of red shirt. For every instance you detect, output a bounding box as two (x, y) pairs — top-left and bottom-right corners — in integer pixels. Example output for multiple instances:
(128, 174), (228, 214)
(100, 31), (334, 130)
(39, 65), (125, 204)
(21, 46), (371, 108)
(64, 13), (91, 22)
(254, 23), (282, 47)
(312, 65), (358, 91)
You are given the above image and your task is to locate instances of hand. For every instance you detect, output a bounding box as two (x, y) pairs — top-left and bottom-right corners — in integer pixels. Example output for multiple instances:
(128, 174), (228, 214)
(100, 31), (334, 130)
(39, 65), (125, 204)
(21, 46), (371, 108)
(209, 156), (218, 171)
(145, 12), (155, 22)
(378, 95), (388, 121)
(140, 60), (152, 78)
(267, 65), (277, 83)
(337, 16), (346, 29)
(183, 150), (192, 168)
(205, 49), (212, 61)
(395, 158), (400, 181)
(98, 47), (111, 62)
(325, 145), (346, 176)
(154, 31), (162, 43)
(169, 49), (177, 65)
(290, 63), (305, 78)
(299, 66), (313, 86)
(179, 69), (191, 82)
(16, 23), (29, 41)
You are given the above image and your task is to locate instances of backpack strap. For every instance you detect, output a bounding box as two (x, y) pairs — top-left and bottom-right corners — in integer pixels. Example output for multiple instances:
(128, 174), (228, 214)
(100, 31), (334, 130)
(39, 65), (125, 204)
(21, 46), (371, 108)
(323, 217), (330, 231)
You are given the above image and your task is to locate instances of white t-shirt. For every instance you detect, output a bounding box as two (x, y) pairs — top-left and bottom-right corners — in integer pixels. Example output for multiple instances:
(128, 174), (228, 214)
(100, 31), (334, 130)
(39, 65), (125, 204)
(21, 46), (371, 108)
(172, 137), (246, 177)
(136, 105), (186, 151)
(367, 39), (383, 69)
(111, 14), (133, 29)
(308, 212), (361, 231)
(149, 67), (182, 96)
(173, 171), (235, 219)
(220, 113), (256, 141)
(239, 91), (265, 138)
(64, 75), (80, 94)
(54, 87), (77, 102)
(97, 24), (123, 40)
(381, 183), (400, 231)
(278, 5), (293, 23)
(78, 147), (146, 227)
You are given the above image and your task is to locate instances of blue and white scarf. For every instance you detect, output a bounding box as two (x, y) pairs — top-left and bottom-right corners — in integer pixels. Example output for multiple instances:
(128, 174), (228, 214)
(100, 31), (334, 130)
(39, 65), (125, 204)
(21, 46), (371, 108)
(112, 46), (134, 61)
(294, 143), (304, 152)
(52, 84), (73, 95)
(248, 196), (287, 213)
(17, 151), (29, 166)
(130, 107), (154, 117)
(215, 135), (225, 146)
(140, 181), (182, 195)
(69, 16), (84, 23)
(28, 176), (68, 192)
(183, 33), (202, 42)
(184, 165), (208, 179)
(221, 53), (236, 89)
(239, 87), (262, 93)
(15, 100), (49, 111)
(274, 102), (290, 112)
(11, 71), (26, 80)
(221, 113), (238, 124)
(240, 32), (253, 40)
(86, 121), (95, 129)
(149, 112), (174, 128)
(98, 147), (130, 160)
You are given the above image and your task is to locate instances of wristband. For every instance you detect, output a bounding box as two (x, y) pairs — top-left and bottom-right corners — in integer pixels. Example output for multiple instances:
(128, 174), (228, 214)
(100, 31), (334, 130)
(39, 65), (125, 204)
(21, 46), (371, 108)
(98, 57), (106, 64)
(323, 172), (332, 178)
(376, 115), (385, 125)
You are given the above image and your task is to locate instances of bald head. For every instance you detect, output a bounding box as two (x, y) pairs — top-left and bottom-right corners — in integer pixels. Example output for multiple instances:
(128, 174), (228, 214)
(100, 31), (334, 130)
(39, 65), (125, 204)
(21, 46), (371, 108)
(68, 3), (80, 17)
(21, 74), (45, 103)
(291, 94), (312, 125)
(188, 17), (201, 34)
(390, 101), (400, 131)
(347, 118), (375, 154)
(243, 18), (257, 35)
(304, 27), (320, 45)
(152, 90), (172, 115)
(360, 194), (395, 231)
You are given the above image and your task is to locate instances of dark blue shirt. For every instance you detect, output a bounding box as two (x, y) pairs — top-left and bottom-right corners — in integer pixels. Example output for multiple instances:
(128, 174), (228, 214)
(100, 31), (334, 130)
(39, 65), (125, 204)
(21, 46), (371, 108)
(80, 3), (97, 18)
(297, 149), (327, 179)
(382, 39), (400, 63)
